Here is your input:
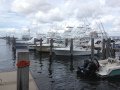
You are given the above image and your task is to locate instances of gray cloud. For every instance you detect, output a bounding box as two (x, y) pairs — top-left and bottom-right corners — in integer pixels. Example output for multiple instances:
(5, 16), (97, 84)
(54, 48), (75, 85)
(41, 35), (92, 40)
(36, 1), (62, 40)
(105, 0), (120, 7)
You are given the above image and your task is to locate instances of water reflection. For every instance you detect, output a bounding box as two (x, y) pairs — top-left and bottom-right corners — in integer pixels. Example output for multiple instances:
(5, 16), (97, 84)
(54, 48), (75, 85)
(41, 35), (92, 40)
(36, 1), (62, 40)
(70, 56), (74, 72)
(29, 51), (120, 90)
(48, 57), (53, 78)
(39, 52), (43, 67)
(0, 39), (15, 72)
(12, 47), (16, 67)
(1, 39), (120, 90)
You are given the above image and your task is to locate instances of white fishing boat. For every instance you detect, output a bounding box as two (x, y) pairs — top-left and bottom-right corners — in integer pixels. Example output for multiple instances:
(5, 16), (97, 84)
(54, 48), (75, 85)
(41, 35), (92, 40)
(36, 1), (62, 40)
(28, 31), (64, 52)
(16, 36), (37, 44)
(114, 40), (120, 49)
(53, 26), (100, 56)
(53, 46), (98, 56)
(34, 43), (62, 52)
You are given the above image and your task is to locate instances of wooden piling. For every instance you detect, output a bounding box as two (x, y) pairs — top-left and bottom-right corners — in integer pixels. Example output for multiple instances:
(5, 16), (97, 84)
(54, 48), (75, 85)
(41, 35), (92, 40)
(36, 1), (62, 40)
(70, 49), (74, 72)
(91, 38), (94, 61)
(106, 38), (111, 58)
(112, 42), (115, 58)
(102, 39), (106, 59)
(49, 39), (54, 56)
(34, 38), (36, 45)
(39, 38), (43, 52)
(106, 39), (109, 58)
(65, 38), (68, 47)
(70, 38), (73, 56)
(17, 51), (29, 90)
(12, 37), (16, 59)
(34, 38), (37, 52)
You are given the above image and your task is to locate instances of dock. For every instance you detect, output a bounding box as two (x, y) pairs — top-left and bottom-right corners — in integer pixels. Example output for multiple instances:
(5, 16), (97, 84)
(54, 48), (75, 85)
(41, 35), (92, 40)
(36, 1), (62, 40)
(0, 71), (38, 90)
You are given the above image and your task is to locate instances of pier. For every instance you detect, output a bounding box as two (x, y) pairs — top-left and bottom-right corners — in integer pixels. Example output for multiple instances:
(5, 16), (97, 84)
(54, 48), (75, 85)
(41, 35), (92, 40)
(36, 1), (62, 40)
(0, 38), (38, 90)
(0, 71), (37, 90)
(0, 0), (120, 89)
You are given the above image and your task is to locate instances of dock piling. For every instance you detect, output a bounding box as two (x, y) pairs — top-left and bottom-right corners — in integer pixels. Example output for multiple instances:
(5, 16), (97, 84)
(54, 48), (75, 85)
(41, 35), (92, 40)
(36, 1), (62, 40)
(106, 38), (111, 58)
(70, 38), (73, 56)
(91, 38), (94, 61)
(65, 38), (68, 47)
(49, 39), (54, 57)
(17, 51), (29, 90)
(12, 37), (16, 59)
(40, 38), (43, 52)
(112, 42), (115, 58)
(102, 39), (106, 59)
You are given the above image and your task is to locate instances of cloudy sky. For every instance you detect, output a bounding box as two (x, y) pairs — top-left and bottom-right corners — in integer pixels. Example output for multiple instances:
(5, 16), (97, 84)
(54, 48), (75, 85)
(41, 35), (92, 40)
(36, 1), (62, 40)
(0, 0), (120, 37)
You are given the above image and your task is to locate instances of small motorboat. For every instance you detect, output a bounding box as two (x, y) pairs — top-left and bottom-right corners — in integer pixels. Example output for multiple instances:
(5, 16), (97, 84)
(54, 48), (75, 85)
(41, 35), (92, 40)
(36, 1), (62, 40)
(96, 57), (120, 78)
(77, 59), (100, 78)
(77, 57), (120, 79)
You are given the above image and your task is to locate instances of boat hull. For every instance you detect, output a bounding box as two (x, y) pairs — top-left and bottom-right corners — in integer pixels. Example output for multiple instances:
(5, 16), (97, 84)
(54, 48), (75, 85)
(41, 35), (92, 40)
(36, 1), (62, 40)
(96, 58), (120, 78)
(54, 50), (92, 55)
(97, 69), (120, 78)
(109, 69), (120, 76)
(53, 48), (98, 56)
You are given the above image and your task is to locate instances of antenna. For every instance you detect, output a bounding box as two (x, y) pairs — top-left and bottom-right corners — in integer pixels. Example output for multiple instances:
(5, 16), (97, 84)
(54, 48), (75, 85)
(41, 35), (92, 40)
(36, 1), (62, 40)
(95, 21), (104, 37)
(99, 20), (108, 39)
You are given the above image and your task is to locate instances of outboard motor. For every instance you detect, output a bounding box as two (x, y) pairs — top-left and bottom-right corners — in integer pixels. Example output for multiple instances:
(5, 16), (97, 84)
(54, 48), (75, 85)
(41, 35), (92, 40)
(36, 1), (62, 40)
(77, 59), (100, 77)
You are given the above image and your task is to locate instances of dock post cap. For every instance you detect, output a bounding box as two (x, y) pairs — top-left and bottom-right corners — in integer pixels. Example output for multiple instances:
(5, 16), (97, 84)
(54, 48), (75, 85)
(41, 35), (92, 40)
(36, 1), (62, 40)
(17, 60), (30, 68)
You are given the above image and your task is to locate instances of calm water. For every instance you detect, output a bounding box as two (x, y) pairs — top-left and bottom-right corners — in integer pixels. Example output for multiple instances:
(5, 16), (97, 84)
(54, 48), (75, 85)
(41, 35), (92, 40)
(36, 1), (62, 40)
(0, 39), (120, 90)
(0, 39), (15, 72)
(29, 52), (120, 90)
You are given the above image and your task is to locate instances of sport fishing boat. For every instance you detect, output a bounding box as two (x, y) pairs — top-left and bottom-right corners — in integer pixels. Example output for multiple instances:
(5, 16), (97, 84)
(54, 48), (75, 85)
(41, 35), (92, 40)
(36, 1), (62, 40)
(53, 46), (98, 56)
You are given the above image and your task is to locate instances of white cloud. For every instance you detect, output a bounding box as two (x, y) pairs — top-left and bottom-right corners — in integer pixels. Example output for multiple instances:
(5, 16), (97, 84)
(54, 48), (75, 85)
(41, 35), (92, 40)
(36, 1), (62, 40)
(113, 18), (120, 26)
(34, 8), (64, 23)
(0, 0), (119, 36)
(99, 15), (115, 23)
(11, 0), (52, 14)
(63, 0), (103, 19)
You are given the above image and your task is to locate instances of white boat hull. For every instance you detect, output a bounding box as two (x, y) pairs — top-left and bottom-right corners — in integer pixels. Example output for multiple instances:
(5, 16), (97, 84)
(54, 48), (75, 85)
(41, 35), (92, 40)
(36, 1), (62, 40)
(97, 58), (120, 77)
(29, 43), (61, 52)
(53, 47), (97, 56)
(54, 50), (91, 56)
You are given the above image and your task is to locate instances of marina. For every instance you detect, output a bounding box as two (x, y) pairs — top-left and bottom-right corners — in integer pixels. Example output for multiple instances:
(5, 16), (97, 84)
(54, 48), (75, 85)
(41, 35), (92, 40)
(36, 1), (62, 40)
(0, 0), (120, 90)
(1, 36), (120, 90)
